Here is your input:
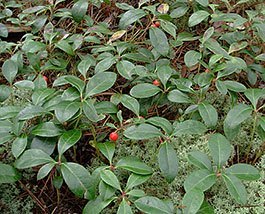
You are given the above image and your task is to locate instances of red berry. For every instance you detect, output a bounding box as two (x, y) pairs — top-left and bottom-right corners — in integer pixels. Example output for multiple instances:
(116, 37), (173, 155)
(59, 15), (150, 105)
(151, 24), (157, 28)
(155, 21), (160, 27)
(43, 75), (48, 82)
(153, 79), (160, 86)
(109, 132), (118, 141)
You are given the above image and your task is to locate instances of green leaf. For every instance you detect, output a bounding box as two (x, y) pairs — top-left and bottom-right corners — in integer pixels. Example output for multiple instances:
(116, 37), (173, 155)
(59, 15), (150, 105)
(37, 162), (56, 180)
(95, 56), (116, 73)
(208, 133), (231, 168)
(32, 88), (56, 106)
(182, 188), (204, 214)
(0, 134), (14, 145)
(58, 129), (82, 156)
(119, 9), (146, 29)
(14, 80), (35, 90)
(158, 142), (178, 183)
(86, 72), (117, 97)
(130, 83), (161, 98)
(170, 6), (189, 18)
(167, 89), (192, 103)
(0, 106), (21, 119)
(0, 23), (8, 38)
(116, 60), (135, 80)
(14, 149), (54, 169)
(83, 197), (114, 214)
(124, 124), (162, 140)
(17, 106), (46, 120)
(204, 38), (230, 59)
(223, 80), (246, 92)
(187, 151), (212, 171)
(78, 56), (95, 77)
(83, 99), (101, 122)
(222, 174), (247, 204)
(0, 85), (12, 102)
(98, 142), (115, 163)
(55, 101), (80, 123)
(184, 169), (216, 192)
(146, 116), (173, 135)
(95, 101), (118, 114)
(255, 53), (265, 61)
(202, 27), (214, 44)
(135, 196), (173, 214)
(117, 198), (133, 214)
(188, 10), (210, 27)
(160, 20), (176, 39)
(225, 164), (260, 181)
(126, 189), (146, 197)
(184, 50), (202, 68)
(216, 80), (228, 95)
(197, 200), (214, 214)
(195, 0), (209, 7)
(126, 173), (151, 191)
(99, 180), (116, 200)
(116, 157), (153, 175)
(2, 59), (18, 83)
(228, 41), (248, 54)
(32, 122), (62, 137)
(61, 162), (92, 198)
(65, 76), (85, 94)
(244, 88), (265, 109)
(31, 137), (56, 155)
(12, 135), (27, 158)
(55, 40), (74, 56)
(198, 102), (218, 128)
(71, 0), (88, 23)
(224, 104), (252, 129)
(172, 120), (207, 136)
(149, 27), (169, 56)
(157, 65), (173, 88)
(121, 94), (140, 116)
(100, 169), (121, 191)
(0, 163), (21, 184)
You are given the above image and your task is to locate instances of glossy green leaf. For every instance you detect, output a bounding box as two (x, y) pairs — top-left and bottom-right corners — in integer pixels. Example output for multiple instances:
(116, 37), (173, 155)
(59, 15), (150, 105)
(65, 76), (85, 94)
(2, 59), (18, 83)
(146, 116), (173, 135)
(119, 9), (146, 29)
(225, 164), (260, 181)
(184, 169), (216, 192)
(135, 196), (173, 214)
(31, 137), (56, 155)
(126, 189), (146, 198)
(98, 142), (115, 163)
(197, 200), (214, 214)
(0, 85), (12, 102)
(32, 122), (62, 137)
(188, 10), (210, 27)
(204, 39), (230, 59)
(195, 0), (209, 7)
(11, 135), (27, 158)
(149, 27), (169, 56)
(167, 89), (192, 103)
(130, 83), (161, 98)
(157, 65), (173, 88)
(121, 94), (140, 116)
(124, 124), (162, 140)
(95, 56), (116, 73)
(32, 88), (56, 106)
(83, 99), (101, 122)
(71, 0), (88, 23)
(187, 151), (212, 171)
(100, 169), (121, 191)
(158, 142), (178, 183)
(184, 50), (202, 68)
(55, 40), (74, 56)
(99, 180), (116, 201)
(116, 157), (153, 175)
(126, 173), (151, 191)
(86, 72), (117, 97)
(14, 80), (35, 90)
(117, 199), (133, 214)
(244, 88), (265, 109)
(61, 162), (92, 198)
(15, 149), (54, 169)
(17, 106), (46, 120)
(182, 188), (204, 214)
(116, 60), (135, 80)
(37, 162), (55, 180)
(83, 197), (114, 214)
(198, 102), (218, 128)
(170, 6), (189, 18)
(55, 101), (80, 123)
(0, 163), (21, 184)
(224, 104), (252, 129)
(172, 120), (207, 136)
(58, 129), (82, 156)
(223, 81), (246, 92)
(0, 23), (8, 38)
(208, 133), (231, 168)
(222, 174), (247, 204)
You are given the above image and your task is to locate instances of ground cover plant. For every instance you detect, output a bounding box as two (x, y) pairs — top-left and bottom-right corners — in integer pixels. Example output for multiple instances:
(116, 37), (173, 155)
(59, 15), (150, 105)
(0, 0), (264, 213)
